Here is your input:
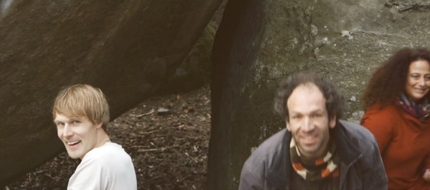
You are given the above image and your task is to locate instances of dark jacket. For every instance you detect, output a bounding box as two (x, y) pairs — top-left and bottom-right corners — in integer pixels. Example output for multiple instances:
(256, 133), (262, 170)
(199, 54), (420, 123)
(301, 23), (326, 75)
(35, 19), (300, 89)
(239, 120), (388, 190)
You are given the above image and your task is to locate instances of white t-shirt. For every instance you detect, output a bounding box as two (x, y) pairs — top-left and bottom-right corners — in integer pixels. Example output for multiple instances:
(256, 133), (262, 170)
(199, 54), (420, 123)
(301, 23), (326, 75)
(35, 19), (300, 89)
(67, 142), (137, 190)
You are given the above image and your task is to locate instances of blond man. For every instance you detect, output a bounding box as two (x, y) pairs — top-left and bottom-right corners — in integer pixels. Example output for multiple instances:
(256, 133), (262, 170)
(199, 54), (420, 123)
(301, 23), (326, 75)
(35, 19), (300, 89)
(53, 84), (137, 190)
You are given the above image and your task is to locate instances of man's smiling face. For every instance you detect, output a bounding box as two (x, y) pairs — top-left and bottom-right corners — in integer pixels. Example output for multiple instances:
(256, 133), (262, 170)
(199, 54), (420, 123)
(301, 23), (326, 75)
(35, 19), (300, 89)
(286, 83), (336, 159)
(54, 114), (102, 159)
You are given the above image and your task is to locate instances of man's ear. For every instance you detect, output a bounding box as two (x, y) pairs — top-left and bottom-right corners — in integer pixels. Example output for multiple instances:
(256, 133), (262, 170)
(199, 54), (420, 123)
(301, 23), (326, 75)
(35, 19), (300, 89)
(286, 119), (291, 131)
(329, 116), (336, 129)
(95, 122), (103, 129)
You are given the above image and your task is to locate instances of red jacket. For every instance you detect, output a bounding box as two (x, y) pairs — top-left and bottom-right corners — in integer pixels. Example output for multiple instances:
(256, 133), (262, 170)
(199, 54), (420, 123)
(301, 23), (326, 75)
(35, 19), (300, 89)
(361, 103), (430, 190)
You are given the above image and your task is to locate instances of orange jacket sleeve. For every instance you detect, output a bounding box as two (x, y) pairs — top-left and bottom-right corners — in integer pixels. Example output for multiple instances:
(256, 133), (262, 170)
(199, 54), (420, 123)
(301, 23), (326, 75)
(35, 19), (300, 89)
(361, 107), (395, 154)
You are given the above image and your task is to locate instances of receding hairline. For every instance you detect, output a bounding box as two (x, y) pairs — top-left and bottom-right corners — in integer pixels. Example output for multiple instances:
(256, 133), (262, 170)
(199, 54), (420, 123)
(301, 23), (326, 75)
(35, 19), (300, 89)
(286, 82), (328, 112)
(290, 82), (322, 94)
(287, 82), (325, 103)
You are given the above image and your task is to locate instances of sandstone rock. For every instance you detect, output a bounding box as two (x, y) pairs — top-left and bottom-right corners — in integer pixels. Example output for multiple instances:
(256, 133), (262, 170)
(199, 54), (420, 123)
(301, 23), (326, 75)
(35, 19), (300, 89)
(0, 0), (222, 185)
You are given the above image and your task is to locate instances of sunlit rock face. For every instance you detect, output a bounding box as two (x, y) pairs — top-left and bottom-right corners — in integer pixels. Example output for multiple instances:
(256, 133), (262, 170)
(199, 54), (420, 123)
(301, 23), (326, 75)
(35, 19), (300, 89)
(0, 0), (222, 185)
(208, 0), (430, 189)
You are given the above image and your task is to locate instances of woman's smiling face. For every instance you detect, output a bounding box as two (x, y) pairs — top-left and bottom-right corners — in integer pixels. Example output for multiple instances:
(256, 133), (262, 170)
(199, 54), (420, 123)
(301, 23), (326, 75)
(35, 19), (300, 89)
(405, 60), (430, 102)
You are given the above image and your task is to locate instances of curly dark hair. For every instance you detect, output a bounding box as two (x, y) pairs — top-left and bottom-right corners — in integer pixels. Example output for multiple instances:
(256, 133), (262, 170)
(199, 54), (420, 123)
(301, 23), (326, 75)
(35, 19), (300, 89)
(361, 47), (430, 109)
(274, 73), (345, 121)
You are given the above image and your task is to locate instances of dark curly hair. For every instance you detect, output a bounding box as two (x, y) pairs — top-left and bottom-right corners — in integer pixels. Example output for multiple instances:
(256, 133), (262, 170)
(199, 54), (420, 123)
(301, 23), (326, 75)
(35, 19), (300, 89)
(274, 73), (345, 121)
(361, 47), (430, 109)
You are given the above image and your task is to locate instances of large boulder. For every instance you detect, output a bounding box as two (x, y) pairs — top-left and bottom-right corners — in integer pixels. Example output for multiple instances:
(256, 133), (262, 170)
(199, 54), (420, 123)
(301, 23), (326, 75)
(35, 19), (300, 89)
(156, 21), (216, 96)
(208, 0), (430, 189)
(0, 0), (222, 185)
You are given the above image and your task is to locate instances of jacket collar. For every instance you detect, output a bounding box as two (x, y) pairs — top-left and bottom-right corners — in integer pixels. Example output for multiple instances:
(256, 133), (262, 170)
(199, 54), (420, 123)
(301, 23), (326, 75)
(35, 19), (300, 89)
(335, 120), (362, 165)
(265, 120), (361, 189)
(265, 129), (291, 189)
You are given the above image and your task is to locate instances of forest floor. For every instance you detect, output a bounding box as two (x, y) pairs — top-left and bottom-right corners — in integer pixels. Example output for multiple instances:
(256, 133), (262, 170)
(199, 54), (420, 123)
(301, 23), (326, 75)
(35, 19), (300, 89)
(8, 84), (211, 190)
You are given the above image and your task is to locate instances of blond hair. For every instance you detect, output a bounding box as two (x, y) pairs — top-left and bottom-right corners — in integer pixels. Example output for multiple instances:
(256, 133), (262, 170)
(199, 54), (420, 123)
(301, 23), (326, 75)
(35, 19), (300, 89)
(52, 84), (110, 131)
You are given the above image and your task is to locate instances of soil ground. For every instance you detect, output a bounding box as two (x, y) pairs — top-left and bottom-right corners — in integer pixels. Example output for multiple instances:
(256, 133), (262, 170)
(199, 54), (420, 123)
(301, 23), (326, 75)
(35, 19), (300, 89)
(7, 84), (211, 190)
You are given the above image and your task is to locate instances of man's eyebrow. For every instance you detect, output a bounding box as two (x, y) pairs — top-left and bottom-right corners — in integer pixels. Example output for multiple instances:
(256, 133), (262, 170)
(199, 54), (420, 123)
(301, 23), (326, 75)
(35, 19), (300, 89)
(311, 109), (325, 113)
(54, 118), (70, 123)
(288, 111), (301, 115)
(290, 109), (325, 114)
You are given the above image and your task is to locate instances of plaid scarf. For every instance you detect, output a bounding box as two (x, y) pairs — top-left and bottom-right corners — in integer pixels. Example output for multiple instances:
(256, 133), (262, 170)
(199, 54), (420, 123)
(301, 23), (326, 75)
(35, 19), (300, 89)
(290, 139), (340, 190)
(396, 93), (430, 121)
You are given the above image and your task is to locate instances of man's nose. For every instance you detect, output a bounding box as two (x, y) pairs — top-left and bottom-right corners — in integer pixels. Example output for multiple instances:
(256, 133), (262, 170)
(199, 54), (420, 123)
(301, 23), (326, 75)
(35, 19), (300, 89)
(62, 125), (73, 137)
(301, 117), (314, 132)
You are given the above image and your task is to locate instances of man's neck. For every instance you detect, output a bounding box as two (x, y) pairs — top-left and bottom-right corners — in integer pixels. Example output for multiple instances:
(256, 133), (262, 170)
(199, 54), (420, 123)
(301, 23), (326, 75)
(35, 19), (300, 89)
(95, 129), (111, 148)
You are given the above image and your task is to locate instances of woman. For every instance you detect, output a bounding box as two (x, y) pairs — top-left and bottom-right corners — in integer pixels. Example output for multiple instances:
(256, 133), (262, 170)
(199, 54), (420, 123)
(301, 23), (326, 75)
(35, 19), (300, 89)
(361, 47), (430, 190)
